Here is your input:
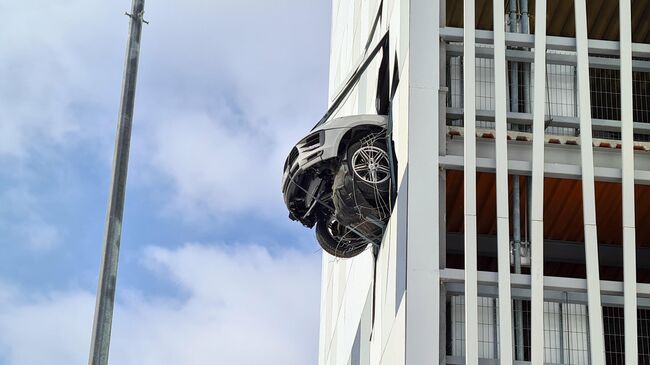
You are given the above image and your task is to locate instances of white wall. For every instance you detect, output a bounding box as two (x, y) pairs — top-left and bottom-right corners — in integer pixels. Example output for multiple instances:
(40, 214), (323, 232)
(320, 0), (441, 364)
(319, 0), (410, 364)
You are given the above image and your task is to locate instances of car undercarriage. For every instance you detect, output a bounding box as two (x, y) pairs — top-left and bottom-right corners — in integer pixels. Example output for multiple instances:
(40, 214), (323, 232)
(282, 124), (395, 258)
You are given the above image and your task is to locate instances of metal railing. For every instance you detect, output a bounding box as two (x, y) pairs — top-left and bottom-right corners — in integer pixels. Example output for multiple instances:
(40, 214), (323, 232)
(445, 48), (650, 142)
(447, 294), (650, 364)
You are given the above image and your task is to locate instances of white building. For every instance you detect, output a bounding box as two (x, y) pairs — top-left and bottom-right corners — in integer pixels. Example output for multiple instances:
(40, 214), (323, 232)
(318, 0), (650, 364)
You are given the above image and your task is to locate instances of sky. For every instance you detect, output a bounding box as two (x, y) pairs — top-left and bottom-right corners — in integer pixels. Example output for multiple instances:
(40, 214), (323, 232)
(0, 1), (331, 364)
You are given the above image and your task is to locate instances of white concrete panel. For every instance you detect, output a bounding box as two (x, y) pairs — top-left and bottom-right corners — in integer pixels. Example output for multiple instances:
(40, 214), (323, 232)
(370, 229), (389, 363)
(574, 0), (606, 362)
(358, 0), (384, 116)
(463, 214), (479, 365)
(441, 139), (650, 184)
(620, 1), (639, 362)
(392, 27), (410, 317)
(492, 0), (514, 362)
(394, 176), (407, 314)
(359, 288), (373, 365)
(352, 0), (362, 58)
(370, 207), (403, 364)
(335, 256), (375, 365)
(326, 262), (341, 363)
(328, 0), (342, 98)
(531, 0), (547, 363)
(405, 0), (440, 358)
(582, 225), (606, 365)
(408, 1), (437, 90)
(530, 220), (545, 364)
(321, 3), (390, 361)
(463, 0), (478, 363)
(379, 294), (406, 365)
(368, 2), (411, 363)
(382, 215), (399, 348)
(321, 251), (377, 365)
(394, 64), (409, 181)
(623, 227), (638, 361)
(396, 0), (409, 82)
(406, 87), (439, 364)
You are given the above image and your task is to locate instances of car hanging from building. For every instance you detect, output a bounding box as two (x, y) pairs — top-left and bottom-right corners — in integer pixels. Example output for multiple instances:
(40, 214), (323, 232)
(281, 114), (395, 258)
(281, 28), (394, 258)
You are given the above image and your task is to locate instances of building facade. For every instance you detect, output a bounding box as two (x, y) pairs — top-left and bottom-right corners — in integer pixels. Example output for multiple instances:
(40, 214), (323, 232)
(319, 0), (650, 364)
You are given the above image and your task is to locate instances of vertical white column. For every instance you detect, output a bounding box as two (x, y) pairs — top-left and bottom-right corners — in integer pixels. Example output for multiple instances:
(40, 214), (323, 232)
(620, 0), (639, 362)
(493, 1), (514, 363)
(530, 0), (547, 363)
(405, 0), (440, 363)
(463, 0), (478, 364)
(574, 0), (606, 363)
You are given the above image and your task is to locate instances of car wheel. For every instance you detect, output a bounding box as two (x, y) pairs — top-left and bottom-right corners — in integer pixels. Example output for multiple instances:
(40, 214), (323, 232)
(347, 136), (391, 197)
(315, 218), (368, 258)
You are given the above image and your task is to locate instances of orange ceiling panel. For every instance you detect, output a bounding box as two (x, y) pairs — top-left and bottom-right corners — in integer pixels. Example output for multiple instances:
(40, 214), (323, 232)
(445, 0), (650, 43)
(446, 170), (650, 246)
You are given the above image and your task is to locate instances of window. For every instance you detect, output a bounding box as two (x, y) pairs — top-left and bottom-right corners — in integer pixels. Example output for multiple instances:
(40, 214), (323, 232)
(447, 295), (589, 363)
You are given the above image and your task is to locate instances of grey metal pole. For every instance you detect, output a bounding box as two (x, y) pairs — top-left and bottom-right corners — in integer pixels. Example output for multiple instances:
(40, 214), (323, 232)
(88, 1), (145, 364)
(513, 175), (525, 361)
(520, 0), (529, 34)
(521, 0), (531, 114)
(513, 175), (521, 275)
(508, 2), (527, 359)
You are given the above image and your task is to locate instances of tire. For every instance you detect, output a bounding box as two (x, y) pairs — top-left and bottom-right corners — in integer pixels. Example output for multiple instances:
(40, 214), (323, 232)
(315, 218), (368, 258)
(347, 137), (391, 197)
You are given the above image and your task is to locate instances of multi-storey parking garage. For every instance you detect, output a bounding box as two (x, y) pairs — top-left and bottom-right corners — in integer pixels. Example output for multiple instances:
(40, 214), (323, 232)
(311, 0), (650, 364)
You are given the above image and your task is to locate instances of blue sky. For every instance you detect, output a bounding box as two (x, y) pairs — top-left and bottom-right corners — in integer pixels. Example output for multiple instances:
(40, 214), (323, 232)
(0, 1), (330, 363)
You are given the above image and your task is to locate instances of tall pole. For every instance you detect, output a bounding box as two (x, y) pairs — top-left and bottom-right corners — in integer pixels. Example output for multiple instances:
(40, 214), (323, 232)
(88, 1), (145, 364)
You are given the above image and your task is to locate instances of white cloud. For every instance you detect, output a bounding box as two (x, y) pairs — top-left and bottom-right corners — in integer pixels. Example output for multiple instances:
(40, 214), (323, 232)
(0, 188), (61, 252)
(17, 222), (59, 252)
(0, 243), (321, 365)
(148, 109), (289, 217)
(0, 2), (327, 361)
(0, 0), (123, 160)
(130, 0), (331, 219)
(0, 290), (94, 365)
(0, 0), (330, 221)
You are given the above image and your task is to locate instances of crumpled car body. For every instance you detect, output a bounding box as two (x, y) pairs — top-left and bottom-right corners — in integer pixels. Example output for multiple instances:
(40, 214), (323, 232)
(281, 114), (395, 258)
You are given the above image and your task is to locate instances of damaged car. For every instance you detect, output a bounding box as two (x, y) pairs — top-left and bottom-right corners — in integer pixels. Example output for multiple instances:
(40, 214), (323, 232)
(282, 24), (394, 258)
(281, 114), (395, 258)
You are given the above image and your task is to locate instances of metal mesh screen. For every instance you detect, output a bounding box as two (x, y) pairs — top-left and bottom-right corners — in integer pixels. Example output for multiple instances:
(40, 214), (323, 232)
(544, 302), (564, 363)
(633, 70), (650, 123)
(589, 68), (621, 121)
(562, 303), (591, 365)
(448, 55), (463, 111)
(448, 295), (591, 363)
(449, 296), (500, 359)
(601, 306), (650, 365)
(603, 306), (624, 365)
(445, 49), (650, 141)
(447, 55), (579, 134)
(639, 308), (650, 364)
(448, 296), (650, 364)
